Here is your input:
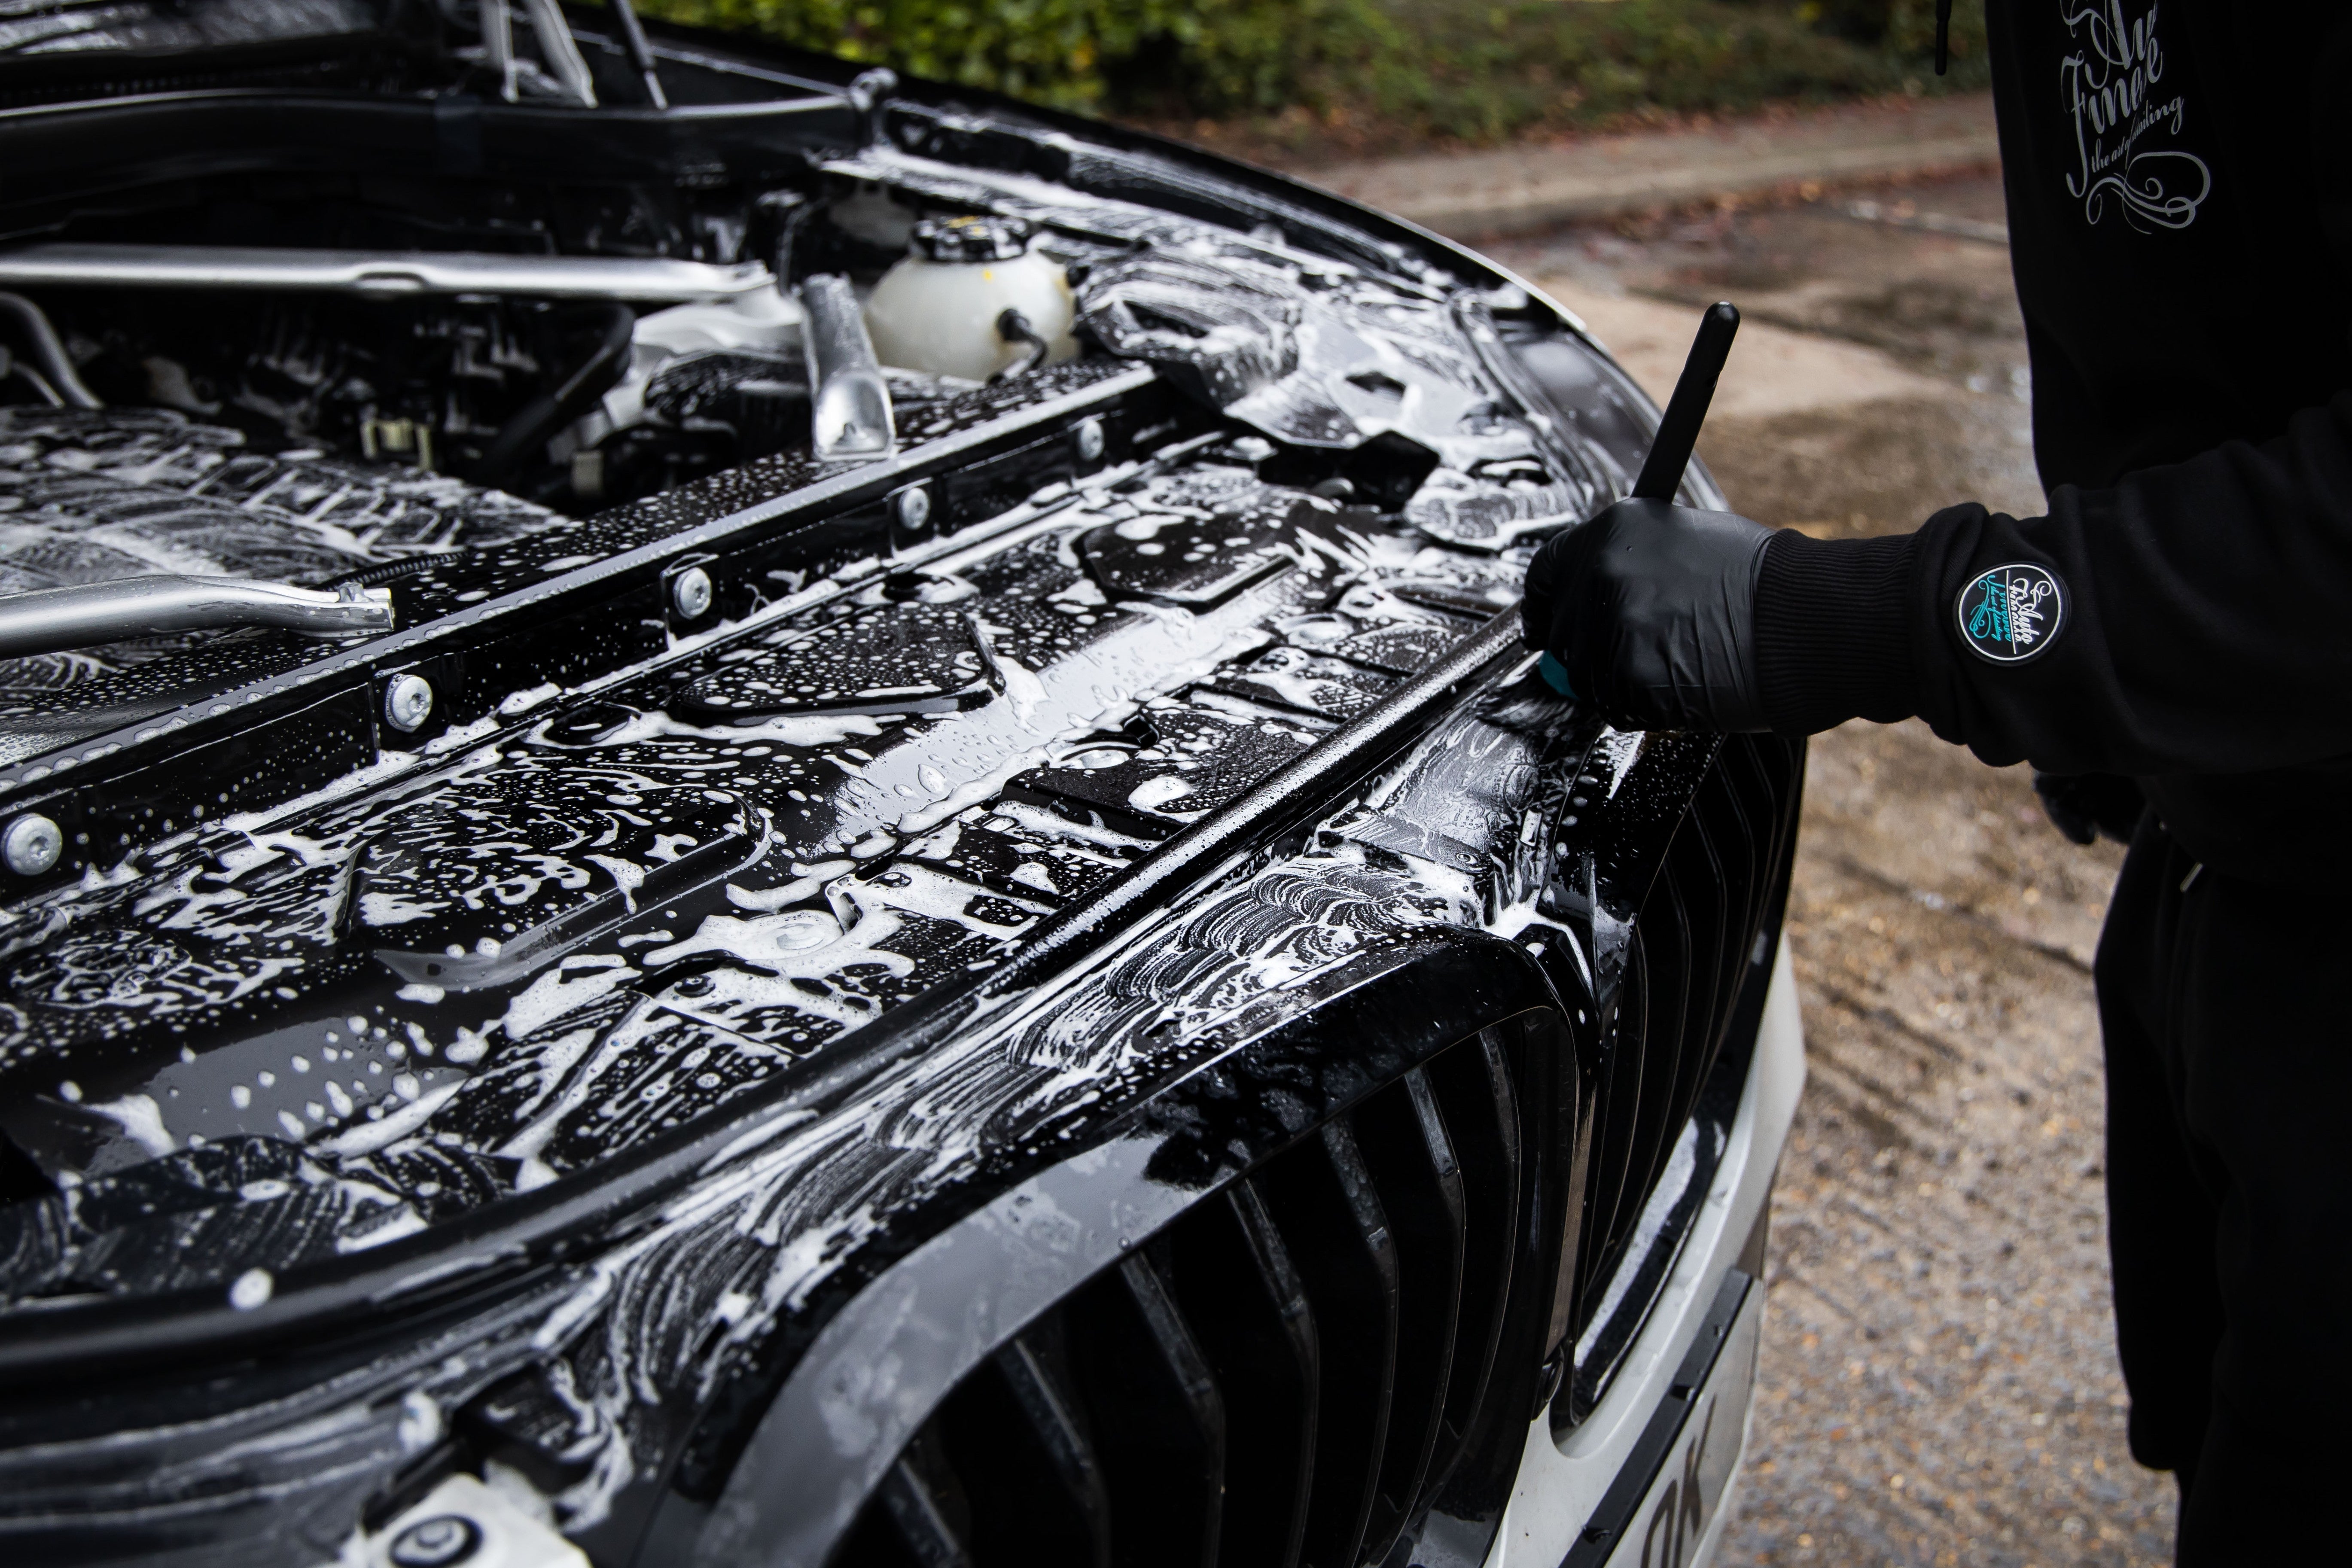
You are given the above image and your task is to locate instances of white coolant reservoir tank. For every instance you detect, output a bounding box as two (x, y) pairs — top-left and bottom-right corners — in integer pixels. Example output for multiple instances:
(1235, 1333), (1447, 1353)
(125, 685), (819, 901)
(863, 215), (1076, 382)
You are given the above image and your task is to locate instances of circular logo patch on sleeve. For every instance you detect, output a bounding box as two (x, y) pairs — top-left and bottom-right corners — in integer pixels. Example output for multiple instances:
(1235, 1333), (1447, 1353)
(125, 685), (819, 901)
(1956, 562), (2066, 664)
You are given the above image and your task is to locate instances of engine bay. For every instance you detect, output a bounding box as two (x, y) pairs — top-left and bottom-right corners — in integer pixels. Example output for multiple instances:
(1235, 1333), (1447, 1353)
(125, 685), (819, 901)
(0, 3), (1690, 1321)
(0, 143), (1644, 714)
(0, 173), (1070, 706)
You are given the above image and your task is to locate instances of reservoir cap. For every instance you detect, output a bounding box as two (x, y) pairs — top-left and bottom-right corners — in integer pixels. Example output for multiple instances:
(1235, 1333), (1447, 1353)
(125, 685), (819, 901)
(911, 214), (1034, 264)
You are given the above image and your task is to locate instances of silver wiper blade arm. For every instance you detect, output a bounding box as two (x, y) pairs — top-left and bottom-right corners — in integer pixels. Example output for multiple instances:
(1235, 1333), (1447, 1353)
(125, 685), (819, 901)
(0, 577), (395, 659)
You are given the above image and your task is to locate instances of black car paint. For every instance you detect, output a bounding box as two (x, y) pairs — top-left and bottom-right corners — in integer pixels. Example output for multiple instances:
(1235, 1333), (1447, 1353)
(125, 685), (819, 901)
(0, 11), (1796, 1567)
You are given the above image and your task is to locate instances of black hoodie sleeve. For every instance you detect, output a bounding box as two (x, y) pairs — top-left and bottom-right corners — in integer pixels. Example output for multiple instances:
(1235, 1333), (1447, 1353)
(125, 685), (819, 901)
(1751, 391), (2352, 776)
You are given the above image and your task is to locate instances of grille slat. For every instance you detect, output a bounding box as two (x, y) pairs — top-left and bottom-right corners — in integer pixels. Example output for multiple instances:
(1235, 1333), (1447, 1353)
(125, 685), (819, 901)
(1727, 736), (1799, 907)
(964, 1334), (1112, 1568)
(1581, 736), (1781, 1306)
(1609, 881), (1694, 1278)
(1700, 744), (1766, 957)
(1580, 932), (1649, 1296)
(917, 1317), (1111, 1565)
(1681, 814), (1735, 1050)
(1351, 1070), (1467, 1545)
(1166, 1183), (1321, 1568)
(1423, 1032), (1520, 1455)
(1258, 1120), (1400, 1568)
(1561, 734), (1804, 1427)
(1646, 823), (1730, 1190)
(1065, 1254), (1228, 1568)
(860, 1450), (976, 1568)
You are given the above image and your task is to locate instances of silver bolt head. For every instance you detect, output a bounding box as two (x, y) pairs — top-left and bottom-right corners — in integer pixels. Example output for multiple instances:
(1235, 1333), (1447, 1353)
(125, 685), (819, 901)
(383, 673), (435, 734)
(388, 1513), (482, 1568)
(1075, 417), (1106, 463)
(2, 813), (63, 877)
(893, 487), (932, 531)
(671, 565), (715, 621)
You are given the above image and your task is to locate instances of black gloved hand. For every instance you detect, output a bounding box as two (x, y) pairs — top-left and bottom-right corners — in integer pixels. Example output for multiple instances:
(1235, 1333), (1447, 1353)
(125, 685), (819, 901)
(2031, 770), (2146, 846)
(1521, 496), (1777, 732)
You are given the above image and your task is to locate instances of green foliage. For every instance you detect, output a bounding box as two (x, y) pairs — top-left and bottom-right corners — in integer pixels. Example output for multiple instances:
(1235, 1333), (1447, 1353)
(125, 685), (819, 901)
(629, 0), (1988, 137)
(628, 0), (1154, 109)
(627, 0), (1392, 113)
(1344, 0), (1954, 146)
(1128, 0), (1401, 116)
(1803, 0), (1986, 61)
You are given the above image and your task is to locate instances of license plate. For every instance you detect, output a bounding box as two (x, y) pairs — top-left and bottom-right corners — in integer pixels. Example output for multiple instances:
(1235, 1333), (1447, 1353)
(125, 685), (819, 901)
(1565, 1269), (1763, 1568)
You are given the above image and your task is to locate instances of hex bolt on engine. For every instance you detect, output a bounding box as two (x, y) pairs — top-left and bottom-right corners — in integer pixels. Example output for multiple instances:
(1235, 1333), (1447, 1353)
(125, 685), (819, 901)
(1, 812), (62, 877)
(670, 564), (714, 621)
(383, 673), (436, 734)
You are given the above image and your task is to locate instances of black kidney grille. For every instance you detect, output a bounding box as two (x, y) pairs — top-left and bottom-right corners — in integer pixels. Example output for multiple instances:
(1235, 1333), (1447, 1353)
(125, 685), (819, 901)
(1571, 734), (1801, 1345)
(829, 733), (1801, 1568)
(832, 1032), (1526, 1568)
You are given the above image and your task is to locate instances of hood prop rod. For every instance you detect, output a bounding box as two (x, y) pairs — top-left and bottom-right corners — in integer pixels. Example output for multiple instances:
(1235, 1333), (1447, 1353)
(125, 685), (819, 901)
(607, 0), (669, 109)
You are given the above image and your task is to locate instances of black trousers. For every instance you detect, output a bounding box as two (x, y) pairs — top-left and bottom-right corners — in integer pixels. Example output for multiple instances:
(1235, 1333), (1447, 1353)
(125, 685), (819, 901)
(2097, 815), (2352, 1562)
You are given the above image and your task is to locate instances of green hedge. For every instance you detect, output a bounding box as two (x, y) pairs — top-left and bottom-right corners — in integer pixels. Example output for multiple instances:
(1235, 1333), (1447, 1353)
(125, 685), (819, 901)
(629, 0), (1986, 133)
(1337, 0), (1985, 146)
(627, 0), (1389, 112)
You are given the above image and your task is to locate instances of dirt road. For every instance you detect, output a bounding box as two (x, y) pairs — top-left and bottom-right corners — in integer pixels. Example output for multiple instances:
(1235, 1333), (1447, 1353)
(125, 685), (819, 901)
(1486, 181), (2180, 1567)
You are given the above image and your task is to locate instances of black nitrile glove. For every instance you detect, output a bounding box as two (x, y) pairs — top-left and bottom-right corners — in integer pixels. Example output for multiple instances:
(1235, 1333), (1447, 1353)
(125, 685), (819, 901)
(2031, 770), (2146, 846)
(1521, 496), (1776, 732)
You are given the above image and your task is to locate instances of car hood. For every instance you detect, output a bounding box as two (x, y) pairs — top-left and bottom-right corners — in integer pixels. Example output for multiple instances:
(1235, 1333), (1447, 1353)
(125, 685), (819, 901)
(0, 19), (1778, 1565)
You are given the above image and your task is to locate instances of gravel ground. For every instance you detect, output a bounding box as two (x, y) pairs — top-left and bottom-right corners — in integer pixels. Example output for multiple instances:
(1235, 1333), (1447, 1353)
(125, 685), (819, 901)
(1488, 179), (2183, 1566)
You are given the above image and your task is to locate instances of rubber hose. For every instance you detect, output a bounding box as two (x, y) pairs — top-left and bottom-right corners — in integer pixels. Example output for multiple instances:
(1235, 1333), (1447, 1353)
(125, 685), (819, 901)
(0, 292), (101, 410)
(991, 307), (1049, 382)
(472, 301), (636, 485)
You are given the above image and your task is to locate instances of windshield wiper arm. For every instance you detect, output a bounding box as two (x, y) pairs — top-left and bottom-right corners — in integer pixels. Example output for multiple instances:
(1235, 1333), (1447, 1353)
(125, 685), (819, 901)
(0, 577), (394, 659)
